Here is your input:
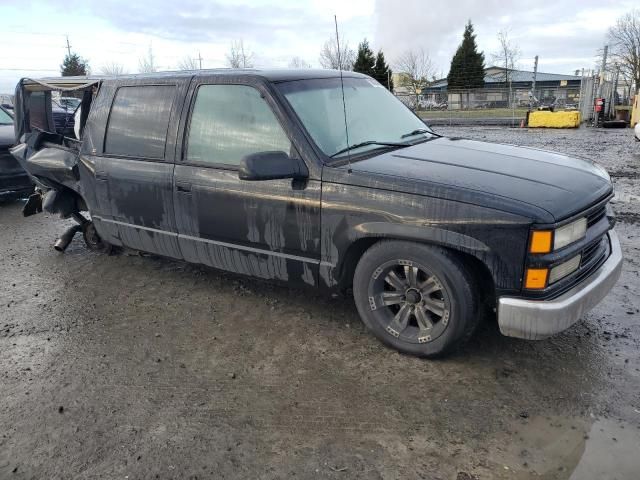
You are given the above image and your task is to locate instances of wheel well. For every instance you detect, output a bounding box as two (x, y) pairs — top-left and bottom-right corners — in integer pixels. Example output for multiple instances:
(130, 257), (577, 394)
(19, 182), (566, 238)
(337, 237), (379, 291)
(338, 237), (496, 307)
(451, 250), (496, 310)
(42, 187), (88, 217)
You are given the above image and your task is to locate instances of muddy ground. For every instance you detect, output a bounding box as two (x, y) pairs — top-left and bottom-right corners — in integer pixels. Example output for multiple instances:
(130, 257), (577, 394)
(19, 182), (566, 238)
(1, 126), (639, 480)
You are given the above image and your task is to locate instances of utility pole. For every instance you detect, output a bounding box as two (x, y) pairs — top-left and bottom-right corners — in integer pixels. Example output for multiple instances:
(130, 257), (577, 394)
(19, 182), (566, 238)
(610, 63), (620, 119)
(578, 68), (585, 114)
(197, 51), (203, 70)
(597, 45), (608, 98)
(532, 55), (538, 97)
(594, 45), (608, 127)
(65, 35), (72, 56)
(530, 55), (538, 110)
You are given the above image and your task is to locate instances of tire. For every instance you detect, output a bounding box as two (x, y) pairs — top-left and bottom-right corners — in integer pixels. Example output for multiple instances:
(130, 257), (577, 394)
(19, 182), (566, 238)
(353, 240), (479, 357)
(82, 222), (112, 254)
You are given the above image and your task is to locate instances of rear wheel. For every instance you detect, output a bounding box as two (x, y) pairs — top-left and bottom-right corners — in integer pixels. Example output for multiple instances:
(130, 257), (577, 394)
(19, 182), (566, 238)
(353, 241), (478, 357)
(82, 222), (112, 254)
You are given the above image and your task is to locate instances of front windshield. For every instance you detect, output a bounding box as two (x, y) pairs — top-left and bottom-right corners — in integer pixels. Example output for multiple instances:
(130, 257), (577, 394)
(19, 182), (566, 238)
(278, 77), (434, 159)
(0, 108), (12, 125)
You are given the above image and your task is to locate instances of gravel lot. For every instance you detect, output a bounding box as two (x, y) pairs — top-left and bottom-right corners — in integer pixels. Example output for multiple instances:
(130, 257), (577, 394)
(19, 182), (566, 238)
(1, 126), (639, 479)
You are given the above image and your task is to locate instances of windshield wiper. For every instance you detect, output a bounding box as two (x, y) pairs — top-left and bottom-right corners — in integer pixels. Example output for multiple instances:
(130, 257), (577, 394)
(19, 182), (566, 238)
(401, 128), (437, 139)
(330, 140), (406, 158)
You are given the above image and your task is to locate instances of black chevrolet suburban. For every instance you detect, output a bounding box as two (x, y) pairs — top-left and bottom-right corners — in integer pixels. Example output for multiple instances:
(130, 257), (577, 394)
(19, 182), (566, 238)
(10, 70), (622, 357)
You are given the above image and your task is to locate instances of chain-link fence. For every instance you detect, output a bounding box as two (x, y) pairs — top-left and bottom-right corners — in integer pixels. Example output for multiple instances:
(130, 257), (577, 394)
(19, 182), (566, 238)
(395, 81), (614, 126)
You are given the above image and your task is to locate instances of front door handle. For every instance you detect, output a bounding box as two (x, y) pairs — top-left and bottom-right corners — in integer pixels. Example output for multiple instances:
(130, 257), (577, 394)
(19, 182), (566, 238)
(176, 182), (192, 193)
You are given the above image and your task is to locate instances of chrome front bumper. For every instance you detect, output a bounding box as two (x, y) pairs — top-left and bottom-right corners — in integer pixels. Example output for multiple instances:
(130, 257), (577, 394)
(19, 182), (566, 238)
(498, 230), (623, 340)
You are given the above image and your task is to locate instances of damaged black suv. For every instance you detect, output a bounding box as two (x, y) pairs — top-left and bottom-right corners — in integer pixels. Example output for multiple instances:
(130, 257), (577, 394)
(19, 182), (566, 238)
(11, 70), (622, 357)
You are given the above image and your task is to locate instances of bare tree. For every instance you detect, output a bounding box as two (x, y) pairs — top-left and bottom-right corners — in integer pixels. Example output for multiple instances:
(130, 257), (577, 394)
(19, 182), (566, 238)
(608, 9), (640, 94)
(491, 29), (520, 85)
(138, 46), (157, 73)
(178, 56), (199, 71)
(226, 40), (254, 68)
(318, 36), (355, 70)
(394, 48), (434, 105)
(100, 62), (127, 76)
(289, 56), (311, 69)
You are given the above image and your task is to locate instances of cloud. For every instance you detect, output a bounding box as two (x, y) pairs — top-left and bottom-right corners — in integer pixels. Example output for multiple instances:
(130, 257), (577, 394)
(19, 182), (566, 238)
(374, 0), (636, 76)
(0, 0), (636, 92)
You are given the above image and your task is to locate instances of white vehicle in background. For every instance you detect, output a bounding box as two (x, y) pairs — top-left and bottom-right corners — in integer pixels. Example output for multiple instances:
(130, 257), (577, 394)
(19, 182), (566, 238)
(635, 122), (640, 141)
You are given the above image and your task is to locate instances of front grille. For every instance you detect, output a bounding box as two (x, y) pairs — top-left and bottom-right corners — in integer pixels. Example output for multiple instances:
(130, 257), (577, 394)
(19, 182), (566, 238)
(542, 201), (611, 298)
(572, 236), (609, 286)
(581, 237), (605, 267)
(587, 204), (607, 227)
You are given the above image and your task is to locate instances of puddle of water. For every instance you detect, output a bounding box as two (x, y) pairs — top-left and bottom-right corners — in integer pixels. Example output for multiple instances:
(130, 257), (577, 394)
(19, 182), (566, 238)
(501, 416), (588, 477)
(569, 418), (640, 480)
(497, 416), (640, 479)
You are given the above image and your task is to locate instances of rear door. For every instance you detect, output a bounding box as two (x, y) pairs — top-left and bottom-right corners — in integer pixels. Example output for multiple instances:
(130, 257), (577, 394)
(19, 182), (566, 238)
(94, 79), (189, 258)
(173, 77), (322, 285)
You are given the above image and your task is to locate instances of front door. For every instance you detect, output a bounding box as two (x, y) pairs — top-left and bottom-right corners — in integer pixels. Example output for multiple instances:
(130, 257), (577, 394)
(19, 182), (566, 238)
(173, 80), (321, 286)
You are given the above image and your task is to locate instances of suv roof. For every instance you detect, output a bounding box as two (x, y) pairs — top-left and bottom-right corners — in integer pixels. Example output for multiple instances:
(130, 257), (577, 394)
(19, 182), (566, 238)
(20, 69), (368, 90)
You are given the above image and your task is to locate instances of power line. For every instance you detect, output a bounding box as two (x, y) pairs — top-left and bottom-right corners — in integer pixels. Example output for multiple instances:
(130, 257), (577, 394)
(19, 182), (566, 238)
(0, 68), (59, 72)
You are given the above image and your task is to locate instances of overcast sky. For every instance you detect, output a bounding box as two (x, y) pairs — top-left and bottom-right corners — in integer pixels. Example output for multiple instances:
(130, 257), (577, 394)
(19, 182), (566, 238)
(0, 0), (636, 93)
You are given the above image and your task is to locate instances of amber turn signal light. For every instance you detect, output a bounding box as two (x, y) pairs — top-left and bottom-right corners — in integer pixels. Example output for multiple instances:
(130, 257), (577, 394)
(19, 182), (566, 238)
(530, 230), (552, 254)
(525, 268), (549, 289)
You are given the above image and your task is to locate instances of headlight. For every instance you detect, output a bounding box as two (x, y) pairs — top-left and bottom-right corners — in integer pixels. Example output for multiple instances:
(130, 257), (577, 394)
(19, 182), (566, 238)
(554, 217), (587, 250)
(548, 255), (581, 284)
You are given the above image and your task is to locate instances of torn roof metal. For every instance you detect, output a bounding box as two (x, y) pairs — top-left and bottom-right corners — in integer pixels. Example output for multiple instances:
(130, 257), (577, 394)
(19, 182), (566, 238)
(20, 77), (102, 92)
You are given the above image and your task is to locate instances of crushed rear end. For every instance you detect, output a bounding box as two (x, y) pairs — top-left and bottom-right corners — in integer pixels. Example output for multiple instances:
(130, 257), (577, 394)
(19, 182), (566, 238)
(10, 76), (103, 251)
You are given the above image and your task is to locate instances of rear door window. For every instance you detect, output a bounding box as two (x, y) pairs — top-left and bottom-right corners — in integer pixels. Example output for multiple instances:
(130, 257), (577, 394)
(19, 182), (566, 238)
(186, 84), (290, 167)
(105, 85), (176, 159)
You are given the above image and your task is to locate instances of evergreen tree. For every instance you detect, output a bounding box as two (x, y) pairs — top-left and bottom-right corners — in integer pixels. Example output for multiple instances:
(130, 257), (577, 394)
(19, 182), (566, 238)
(353, 39), (376, 76)
(447, 21), (485, 89)
(373, 50), (394, 91)
(61, 53), (89, 76)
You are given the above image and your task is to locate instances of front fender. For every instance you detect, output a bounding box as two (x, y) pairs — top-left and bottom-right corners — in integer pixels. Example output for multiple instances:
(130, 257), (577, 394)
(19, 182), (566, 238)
(319, 181), (532, 294)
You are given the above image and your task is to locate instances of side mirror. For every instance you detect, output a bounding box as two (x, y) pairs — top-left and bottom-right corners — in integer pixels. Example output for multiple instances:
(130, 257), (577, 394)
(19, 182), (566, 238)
(238, 151), (308, 181)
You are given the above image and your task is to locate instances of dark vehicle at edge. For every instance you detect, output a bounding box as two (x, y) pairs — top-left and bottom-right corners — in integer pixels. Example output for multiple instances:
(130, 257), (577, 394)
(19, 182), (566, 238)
(0, 105), (33, 198)
(9, 70), (622, 357)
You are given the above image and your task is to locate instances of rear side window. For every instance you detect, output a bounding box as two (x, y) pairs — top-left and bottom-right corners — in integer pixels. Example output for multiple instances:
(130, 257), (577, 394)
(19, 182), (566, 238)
(186, 84), (290, 166)
(105, 85), (176, 159)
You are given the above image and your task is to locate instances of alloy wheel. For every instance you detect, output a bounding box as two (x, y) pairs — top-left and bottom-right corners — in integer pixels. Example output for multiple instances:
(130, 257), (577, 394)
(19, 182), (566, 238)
(367, 260), (451, 344)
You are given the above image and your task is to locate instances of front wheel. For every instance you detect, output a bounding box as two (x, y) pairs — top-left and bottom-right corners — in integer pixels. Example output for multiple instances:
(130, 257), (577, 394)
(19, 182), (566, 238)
(353, 241), (479, 357)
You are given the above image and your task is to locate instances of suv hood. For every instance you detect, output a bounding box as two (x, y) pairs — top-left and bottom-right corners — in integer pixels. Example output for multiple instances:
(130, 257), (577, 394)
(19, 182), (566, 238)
(348, 137), (612, 222)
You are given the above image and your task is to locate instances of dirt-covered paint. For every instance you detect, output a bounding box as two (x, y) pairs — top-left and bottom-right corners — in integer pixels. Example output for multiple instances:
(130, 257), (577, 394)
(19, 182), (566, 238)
(0, 124), (638, 478)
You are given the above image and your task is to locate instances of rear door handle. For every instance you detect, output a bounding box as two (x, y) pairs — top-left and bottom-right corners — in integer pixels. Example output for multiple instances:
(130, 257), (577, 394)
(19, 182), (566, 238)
(176, 182), (192, 193)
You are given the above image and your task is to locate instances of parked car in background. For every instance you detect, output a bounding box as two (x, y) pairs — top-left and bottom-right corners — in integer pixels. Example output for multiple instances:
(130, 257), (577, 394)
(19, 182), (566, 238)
(0, 94), (14, 110)
(59, 97), (81, 110)
(10, 70), (622, 357)
(0, 106), (33, 199)
(51, 98), (78, 137)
